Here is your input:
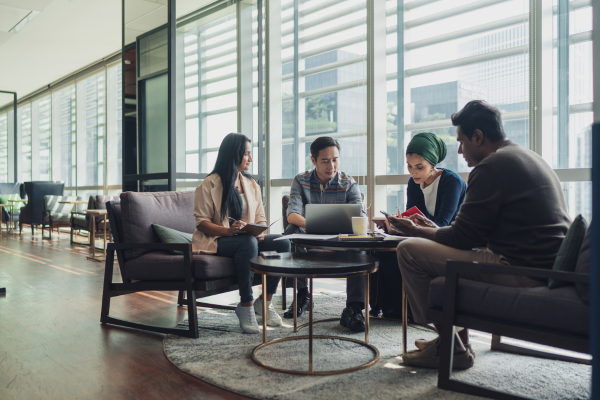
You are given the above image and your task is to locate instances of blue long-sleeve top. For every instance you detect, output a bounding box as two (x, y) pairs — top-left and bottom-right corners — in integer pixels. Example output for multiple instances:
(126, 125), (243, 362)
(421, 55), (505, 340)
(406, 168), (467, 227)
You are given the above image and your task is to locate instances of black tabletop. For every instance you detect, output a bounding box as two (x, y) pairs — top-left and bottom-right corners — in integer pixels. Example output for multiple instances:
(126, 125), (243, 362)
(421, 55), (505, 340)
(292, 237), (400, 252)
(250, 252), (379, 278)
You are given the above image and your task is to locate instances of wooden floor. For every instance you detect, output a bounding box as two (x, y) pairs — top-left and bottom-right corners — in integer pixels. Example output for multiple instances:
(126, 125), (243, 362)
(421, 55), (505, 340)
(0, 227), (346, 400)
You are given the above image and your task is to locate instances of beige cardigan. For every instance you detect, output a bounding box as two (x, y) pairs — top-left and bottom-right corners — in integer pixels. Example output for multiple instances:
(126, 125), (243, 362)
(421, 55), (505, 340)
(192, 173), (267, 254)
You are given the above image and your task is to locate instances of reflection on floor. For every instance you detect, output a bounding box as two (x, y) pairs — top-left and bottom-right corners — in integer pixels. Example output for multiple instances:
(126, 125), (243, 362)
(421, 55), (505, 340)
(0, 228), (348, 400)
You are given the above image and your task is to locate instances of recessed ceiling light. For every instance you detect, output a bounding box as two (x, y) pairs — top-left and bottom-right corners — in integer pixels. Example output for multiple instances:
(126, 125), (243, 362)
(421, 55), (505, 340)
(9, 10), (40, 34)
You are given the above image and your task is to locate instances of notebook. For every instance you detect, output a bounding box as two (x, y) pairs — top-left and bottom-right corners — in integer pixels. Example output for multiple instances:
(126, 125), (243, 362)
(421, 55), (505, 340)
(338, 234), (384, 242)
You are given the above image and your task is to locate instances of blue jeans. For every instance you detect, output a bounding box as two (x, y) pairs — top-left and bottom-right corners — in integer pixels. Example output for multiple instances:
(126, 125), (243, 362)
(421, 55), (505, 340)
(216, 234), (291, 303)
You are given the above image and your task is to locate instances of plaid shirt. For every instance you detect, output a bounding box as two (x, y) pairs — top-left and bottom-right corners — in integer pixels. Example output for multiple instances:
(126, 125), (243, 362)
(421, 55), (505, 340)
(286, 169), (365, 217)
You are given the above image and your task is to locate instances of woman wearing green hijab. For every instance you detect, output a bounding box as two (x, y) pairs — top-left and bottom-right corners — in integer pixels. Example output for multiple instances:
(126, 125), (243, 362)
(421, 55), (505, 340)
(373, 132), (466, 320)
(404, 132), (466, 227)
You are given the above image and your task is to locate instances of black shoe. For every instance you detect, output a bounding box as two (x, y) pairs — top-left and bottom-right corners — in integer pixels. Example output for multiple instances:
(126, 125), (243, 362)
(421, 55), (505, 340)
(340, 304), (365, 332)
(283, 294), (310, 319)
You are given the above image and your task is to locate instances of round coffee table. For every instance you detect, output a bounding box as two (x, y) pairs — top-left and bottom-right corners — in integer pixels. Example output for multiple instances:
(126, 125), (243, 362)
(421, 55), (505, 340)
(250, 252), (379, 375)
(292, 236), (416, 355)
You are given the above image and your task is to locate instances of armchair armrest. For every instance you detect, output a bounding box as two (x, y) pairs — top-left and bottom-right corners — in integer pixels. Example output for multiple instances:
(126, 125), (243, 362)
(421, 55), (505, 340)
(106, 242), (196, 281)
(70, 211), (88, 217)
(445, 261), (589, 285)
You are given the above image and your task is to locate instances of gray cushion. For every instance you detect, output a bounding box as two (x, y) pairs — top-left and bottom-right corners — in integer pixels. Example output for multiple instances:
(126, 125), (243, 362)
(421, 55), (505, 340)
(71, 214), (88, 230)
(120, 191), (196, 260)
(45, 212), (73, 224)
(575, 224), (591, 304)
(428, 277), (589, 336)
(152, 224), (193, 255)
(124, 251), (236, 280)
(549, 214), (588, 289)
(44, 195), (81, 214)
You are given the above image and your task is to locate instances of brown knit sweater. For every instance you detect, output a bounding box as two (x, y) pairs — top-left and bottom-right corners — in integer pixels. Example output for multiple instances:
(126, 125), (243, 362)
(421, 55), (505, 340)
(435, 141), (571, 269)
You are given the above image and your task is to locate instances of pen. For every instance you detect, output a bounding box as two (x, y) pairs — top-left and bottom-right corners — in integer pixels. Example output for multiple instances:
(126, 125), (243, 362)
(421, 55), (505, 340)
(417, 214), (436, 228)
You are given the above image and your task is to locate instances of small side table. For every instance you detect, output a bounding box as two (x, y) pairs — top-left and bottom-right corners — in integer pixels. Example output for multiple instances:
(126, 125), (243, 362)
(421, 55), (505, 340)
(85, 209), (109, 262)
(0, 204), (12, 236)
(250, 252), (380, 375)
(7, 199), (27, 234)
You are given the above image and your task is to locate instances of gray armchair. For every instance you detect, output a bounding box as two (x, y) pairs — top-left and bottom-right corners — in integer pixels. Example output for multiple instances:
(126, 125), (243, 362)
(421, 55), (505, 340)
(101, 191), (261, 338)
(42, 195), (82, 239)
(428, 225), (591, 399)
(70, 194), (119, 245)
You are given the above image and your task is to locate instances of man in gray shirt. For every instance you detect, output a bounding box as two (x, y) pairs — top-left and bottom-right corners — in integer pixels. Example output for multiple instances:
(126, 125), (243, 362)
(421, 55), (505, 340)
(388, 100), (571, 369)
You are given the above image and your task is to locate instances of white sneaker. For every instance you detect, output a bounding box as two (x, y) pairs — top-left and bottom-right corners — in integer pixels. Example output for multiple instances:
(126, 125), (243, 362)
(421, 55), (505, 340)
(235, 304), (260, 334)
(254, 296), (283, 327)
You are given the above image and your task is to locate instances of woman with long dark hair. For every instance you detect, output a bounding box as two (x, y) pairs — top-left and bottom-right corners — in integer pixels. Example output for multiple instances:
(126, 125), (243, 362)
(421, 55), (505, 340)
(193, 133), (290, 334)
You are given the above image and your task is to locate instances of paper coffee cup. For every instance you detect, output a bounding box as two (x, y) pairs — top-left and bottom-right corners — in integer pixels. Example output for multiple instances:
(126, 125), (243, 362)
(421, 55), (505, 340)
(352, 216), (369, 234)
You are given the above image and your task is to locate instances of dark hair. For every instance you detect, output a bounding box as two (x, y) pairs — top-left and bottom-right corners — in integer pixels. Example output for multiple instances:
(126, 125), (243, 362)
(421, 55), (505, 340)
(310, 136), (341, 160)
(209, 133), (252, 221)
(451, 100), (506, 143)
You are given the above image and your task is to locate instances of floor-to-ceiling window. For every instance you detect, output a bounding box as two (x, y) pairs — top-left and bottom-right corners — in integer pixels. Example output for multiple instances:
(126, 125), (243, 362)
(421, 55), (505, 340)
(19, 104), (32, 182)
(52, 85), (77, 188)
(0, 112), (7, 183)
(76, 71), (106, 198)
(37, 96), (52, 181)
(552, 0), (593, 221)
(383, 0), (529, 214)
(266, 0), (593, 225)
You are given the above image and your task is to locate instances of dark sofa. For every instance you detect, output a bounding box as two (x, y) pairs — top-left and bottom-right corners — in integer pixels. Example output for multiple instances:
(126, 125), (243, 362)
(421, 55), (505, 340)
(102, 190), (261, 338)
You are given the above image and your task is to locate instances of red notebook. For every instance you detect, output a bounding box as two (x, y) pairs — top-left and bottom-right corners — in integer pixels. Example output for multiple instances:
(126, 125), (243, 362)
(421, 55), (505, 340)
(400, 206), (424, 218)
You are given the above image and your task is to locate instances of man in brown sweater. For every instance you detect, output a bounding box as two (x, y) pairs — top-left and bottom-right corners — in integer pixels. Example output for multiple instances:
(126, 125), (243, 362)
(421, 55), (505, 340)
(389, 100), (571, 369)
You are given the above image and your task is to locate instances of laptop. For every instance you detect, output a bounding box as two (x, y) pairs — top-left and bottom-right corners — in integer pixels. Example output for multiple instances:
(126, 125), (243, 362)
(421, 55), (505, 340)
(305, 204), (362, 234)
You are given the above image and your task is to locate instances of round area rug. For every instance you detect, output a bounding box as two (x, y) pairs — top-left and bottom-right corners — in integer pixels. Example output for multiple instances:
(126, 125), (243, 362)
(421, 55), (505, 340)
(164, 292), (591, 400)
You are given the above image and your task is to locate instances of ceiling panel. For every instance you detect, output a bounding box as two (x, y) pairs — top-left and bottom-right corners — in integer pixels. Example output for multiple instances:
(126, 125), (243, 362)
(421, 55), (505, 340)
(0, 0), (121, 99)
(0, 31), (12, 46)
(0, 0), (53, 10)
(0, 5), (31, 32)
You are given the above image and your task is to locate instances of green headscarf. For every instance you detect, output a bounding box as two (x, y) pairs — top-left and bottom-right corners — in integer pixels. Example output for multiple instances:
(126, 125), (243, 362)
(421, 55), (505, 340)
(406, 132), (447, 166)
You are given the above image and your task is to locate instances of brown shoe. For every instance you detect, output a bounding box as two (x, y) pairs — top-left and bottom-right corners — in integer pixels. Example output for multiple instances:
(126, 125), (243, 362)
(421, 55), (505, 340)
(402, 342), (475, 369)
(415, 338), (476, 358)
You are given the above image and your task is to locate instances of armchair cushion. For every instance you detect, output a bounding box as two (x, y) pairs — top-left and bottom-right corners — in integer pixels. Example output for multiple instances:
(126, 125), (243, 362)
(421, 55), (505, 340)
(120, 191), (196, 260)
(152, 224), (193, 255)
(575, 225), (591, 304)
(44, 195), (82, 223)
(71, 214), (89, 230)
(124, 251), (236, 280)
(549, 215), (588, 289)
(428, 277), (589, 336)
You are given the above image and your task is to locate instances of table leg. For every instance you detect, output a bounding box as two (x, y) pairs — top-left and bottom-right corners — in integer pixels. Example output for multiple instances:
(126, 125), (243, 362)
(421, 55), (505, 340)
(402, 282), (408, 355)
(91, 215), (96, 253)
(103, 218), (107, 255)
(309, 278), (313, 373)
(293, 277), (297, 333)
(262, 274), (267, 344)
(364, 273), (370, 344)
